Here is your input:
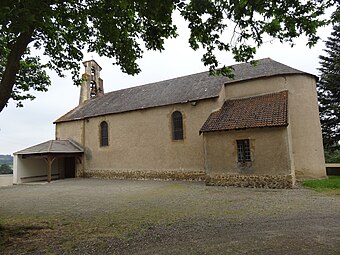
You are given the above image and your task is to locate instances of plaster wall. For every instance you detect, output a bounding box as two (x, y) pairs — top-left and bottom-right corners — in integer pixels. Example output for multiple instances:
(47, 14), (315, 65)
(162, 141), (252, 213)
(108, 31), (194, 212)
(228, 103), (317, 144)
(204, 127), (291, 176)
(55, 120), (83, 144)
(55, 121), (84, 177)
(55, 74), (325, 180)
(224, 76), (288, 99)
(13, 155), (60, 184)
(56, 98), (220, 176)
(285, 76), (326, 179)
(224, 75), (326, 179)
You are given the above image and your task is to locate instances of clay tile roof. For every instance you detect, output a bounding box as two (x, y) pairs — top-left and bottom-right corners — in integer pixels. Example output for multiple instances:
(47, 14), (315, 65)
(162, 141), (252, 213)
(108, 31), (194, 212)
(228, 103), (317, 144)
(200, 91), (288, 133)
(14, 140), (84, 155)
(55, 58), (308, 123)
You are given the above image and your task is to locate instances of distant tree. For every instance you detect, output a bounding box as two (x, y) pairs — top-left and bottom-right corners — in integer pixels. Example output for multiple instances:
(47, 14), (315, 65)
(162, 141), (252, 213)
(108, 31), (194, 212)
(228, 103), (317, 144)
(0, 154), (13, 165)
(318, 8), (340, 156)
(0, 0), (337, 112)
(324, 150), (340, 163)
(0, 164), (12, 174)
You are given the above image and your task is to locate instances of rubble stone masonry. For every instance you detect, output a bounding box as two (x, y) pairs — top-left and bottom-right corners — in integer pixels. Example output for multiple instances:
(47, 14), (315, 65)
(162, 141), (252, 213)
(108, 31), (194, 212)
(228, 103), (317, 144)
(206, 174), (294, 189)
(83, 169), (206, 182)
(82, 169), (294, 189)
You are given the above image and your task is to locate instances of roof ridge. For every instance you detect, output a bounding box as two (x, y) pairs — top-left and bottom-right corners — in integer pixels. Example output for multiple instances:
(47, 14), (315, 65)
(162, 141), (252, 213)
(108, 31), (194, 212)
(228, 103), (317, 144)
(47, 140), (53, 153)
(67, 139), (84, 152)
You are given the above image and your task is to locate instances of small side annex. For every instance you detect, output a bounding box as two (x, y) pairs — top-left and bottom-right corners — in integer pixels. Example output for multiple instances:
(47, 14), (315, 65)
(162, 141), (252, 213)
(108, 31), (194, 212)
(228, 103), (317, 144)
(200, 91), (293, 188)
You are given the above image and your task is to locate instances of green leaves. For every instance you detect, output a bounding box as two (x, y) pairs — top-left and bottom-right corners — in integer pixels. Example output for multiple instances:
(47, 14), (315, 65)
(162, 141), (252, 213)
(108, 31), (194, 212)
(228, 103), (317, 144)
(0, 37), (50, 108)
(0, 0), (338, 112)
(12, 54), (50, 107)
(181, 0), (335, 73)
(317, 11), (340, 152)
(86, 0), (178, 75)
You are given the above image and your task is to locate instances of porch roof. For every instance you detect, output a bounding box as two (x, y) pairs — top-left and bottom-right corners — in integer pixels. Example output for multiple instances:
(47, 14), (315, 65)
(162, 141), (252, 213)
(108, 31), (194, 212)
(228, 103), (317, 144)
(14, 140), (84, 156)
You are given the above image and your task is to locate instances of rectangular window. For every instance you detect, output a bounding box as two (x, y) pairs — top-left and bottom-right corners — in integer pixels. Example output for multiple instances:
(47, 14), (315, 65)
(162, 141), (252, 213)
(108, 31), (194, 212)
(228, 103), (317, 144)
(237, 139), (251, 162)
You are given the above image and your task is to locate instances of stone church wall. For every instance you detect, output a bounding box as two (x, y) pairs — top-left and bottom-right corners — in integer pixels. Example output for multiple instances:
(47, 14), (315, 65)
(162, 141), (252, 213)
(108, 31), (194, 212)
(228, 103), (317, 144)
(56, 98), (220, 180)
(55, 74), (326, 184)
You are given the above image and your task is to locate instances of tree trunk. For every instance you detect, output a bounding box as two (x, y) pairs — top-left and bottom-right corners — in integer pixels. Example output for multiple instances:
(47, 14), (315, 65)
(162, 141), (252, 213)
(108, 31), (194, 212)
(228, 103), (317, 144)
(0, 29), (34, 112)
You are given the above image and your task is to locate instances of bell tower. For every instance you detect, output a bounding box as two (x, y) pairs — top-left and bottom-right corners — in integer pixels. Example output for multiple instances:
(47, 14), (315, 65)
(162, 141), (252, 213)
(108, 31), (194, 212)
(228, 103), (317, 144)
(79, 60), (104, 104)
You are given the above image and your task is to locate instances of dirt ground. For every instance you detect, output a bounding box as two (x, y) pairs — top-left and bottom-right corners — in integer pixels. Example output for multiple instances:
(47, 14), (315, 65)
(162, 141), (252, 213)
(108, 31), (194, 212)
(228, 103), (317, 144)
(0, 178), (339, 255)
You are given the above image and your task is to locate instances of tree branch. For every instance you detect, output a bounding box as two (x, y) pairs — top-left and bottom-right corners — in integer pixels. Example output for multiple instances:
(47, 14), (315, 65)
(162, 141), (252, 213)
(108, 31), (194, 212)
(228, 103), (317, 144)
(0, 29), (34, 112)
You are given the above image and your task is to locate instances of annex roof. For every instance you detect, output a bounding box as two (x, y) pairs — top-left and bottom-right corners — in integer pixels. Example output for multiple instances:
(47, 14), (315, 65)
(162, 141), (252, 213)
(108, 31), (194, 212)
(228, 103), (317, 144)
(200, 91), (288, 133)
(15, 140), (84, 155)
(55, 58), (307, 123)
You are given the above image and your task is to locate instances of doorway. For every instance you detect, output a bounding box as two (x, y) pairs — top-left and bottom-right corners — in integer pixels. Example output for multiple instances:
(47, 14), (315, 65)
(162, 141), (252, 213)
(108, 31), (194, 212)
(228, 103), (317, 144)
(64, 157), (76, 178)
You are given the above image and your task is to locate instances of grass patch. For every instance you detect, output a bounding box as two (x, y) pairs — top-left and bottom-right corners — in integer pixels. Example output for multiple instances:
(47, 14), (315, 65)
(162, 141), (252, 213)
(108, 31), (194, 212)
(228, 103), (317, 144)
(303, 176), (340, 194)
(0, 205), (189, 254)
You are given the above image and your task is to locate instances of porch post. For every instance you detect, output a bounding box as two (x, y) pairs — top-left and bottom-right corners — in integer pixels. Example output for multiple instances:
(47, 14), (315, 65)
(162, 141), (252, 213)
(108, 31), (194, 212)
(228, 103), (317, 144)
(45, 156), (56, 183)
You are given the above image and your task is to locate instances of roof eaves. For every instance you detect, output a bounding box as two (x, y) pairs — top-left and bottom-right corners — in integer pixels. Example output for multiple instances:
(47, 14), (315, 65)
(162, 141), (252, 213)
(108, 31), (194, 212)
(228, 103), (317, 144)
(55, 94), (220, 123)
(53, 108), (82, 124)
(201, 123), (289, 134)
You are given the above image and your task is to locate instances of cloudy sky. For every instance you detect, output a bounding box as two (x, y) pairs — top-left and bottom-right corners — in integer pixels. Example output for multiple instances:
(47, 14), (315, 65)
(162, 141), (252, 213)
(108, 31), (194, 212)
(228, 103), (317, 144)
(0, 12), (335, 155)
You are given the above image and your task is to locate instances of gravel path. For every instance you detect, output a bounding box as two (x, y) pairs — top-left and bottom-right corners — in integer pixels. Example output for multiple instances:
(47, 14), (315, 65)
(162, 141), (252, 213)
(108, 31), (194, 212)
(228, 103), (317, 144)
(0, 178), (339, 254)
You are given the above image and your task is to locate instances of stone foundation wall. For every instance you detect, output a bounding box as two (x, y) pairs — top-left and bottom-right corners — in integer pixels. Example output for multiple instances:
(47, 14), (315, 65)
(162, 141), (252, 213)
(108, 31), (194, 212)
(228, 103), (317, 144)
(206, 174), (294, 189)
(81, 169), (294, 188)
(83, 169), (206, 182)
(76, 168), (84, 178)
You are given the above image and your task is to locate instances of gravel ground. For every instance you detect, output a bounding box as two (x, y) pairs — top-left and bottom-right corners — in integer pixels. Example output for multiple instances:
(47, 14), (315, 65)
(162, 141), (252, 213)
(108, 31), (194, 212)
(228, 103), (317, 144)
(0, 178), (339, 254)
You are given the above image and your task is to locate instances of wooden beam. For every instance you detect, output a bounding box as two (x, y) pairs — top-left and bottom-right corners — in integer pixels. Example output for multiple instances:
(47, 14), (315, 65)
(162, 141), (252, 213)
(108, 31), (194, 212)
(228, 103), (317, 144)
(23, 152), (83, 159)
(20, 173), (59, 180)
(45, 156), (56, 183)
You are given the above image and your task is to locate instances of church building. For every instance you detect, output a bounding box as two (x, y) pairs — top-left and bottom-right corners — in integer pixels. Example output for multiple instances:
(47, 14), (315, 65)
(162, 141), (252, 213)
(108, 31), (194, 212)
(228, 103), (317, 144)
(13, 58), (326, 188)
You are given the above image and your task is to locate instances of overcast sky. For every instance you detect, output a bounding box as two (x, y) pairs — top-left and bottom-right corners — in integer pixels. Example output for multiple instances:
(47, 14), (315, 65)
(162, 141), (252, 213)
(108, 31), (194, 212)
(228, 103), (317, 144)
(0, 12), (335, 155)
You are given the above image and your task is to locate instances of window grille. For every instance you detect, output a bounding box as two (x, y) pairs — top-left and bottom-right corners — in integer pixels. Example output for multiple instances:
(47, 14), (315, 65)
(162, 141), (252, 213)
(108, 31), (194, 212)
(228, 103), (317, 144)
(237, 139), (251, 162)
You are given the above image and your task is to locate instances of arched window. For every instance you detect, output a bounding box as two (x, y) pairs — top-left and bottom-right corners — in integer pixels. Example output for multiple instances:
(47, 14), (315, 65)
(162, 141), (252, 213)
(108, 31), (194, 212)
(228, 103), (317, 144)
(100, 121), (108, 146)
(172, 111), (184, 140)
(90, 80), (97, 98)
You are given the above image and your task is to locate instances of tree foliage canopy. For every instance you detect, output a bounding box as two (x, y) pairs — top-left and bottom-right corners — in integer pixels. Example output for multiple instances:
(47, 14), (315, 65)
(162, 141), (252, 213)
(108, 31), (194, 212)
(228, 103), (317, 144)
(318, 8), (340, 154)
(0, 0), (338, 112)
(0, 164), (12, 174)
